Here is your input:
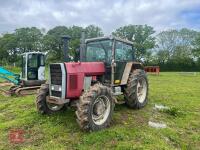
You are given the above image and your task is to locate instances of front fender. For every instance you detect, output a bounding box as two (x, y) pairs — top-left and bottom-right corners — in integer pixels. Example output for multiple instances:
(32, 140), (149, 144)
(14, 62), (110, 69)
(120, 62), (144, 85)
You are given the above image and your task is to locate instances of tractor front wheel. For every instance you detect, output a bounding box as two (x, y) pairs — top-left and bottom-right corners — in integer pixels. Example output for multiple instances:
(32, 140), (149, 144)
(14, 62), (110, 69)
(36, 84), (64, 114)
(76, 84), (114, 131)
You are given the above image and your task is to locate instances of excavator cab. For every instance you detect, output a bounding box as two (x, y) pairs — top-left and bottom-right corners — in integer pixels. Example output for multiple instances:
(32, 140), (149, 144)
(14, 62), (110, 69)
(21, 52), (45, 81)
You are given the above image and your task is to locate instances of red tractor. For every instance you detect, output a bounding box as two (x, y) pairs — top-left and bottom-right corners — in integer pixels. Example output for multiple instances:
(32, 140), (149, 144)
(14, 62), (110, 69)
(36, 35), (148, 131)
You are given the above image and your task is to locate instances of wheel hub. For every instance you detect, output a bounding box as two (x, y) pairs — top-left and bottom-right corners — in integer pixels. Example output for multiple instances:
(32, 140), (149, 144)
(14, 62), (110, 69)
(94, 100), (106, 116)
(46, 96), (64, 111)
(92, 95), (111, 125)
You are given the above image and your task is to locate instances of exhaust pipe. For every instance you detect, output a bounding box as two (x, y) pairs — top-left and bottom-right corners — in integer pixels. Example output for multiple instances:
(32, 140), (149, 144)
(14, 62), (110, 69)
(61, 35), (71, 62)
(80, 31), (86, 62)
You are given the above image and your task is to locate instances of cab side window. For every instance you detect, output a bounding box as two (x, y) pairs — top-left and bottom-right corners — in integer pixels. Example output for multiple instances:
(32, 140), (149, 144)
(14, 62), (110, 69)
(86, 46), (106, 62)
(115, 41), (133, 61)
(28, 54), (38, 68)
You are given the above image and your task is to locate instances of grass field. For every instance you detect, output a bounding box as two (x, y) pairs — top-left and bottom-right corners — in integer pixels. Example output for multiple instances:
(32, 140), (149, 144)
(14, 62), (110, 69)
(0, 72), (200, 150)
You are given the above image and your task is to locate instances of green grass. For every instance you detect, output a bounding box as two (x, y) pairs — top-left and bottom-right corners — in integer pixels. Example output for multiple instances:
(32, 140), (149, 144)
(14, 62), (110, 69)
(0, 72), (200, 149)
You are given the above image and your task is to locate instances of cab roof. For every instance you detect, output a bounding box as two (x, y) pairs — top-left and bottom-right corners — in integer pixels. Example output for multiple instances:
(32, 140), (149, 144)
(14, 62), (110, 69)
(85, 36), (133, 45)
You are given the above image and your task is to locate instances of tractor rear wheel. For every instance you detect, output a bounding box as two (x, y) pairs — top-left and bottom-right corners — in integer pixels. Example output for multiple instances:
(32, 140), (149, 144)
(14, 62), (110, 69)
(36, 84), (64, 114)
(124, 69), (148, 109)
(76, 84), (114, 131)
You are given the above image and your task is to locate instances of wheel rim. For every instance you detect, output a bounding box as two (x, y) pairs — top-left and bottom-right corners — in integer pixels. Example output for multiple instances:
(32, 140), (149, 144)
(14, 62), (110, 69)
(46, 98), (64, 111)
(92, 95), (111, 125)
(137, 78), (147, 103)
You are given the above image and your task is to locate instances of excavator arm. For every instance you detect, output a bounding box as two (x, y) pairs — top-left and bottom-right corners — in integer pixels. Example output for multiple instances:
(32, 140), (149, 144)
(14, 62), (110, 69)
(0, 67), (20, 85)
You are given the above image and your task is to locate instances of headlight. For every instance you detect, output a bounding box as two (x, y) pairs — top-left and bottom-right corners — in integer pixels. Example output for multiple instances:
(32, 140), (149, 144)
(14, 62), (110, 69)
(58, 87), (62, 91)
(51, 85), (61, 91)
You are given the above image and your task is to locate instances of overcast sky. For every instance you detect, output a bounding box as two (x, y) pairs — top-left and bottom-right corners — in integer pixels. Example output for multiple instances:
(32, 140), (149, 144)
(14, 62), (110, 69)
(0, 0), (200, 34)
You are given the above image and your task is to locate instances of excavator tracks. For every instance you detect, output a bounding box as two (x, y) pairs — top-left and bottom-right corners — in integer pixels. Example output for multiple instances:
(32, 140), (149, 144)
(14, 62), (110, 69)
(0, 82), (41, 96)
(15, 86), (41, 96)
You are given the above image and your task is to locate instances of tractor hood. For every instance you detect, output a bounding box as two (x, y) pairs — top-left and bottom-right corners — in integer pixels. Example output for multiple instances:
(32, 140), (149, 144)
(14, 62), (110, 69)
(64, 62), (105, 75)
(64, 62), (105, 98)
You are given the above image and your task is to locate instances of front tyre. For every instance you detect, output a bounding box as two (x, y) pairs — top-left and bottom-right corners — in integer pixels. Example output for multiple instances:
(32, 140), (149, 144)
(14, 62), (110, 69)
(76, 84), (115, 131)
(124, 69), (148, 109)
(36, 84), (64, 114)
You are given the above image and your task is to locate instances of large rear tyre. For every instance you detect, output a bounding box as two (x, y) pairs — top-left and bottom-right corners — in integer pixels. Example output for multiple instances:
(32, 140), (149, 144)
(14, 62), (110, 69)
(36, 84), (64, 114)
(76, 84), (115, 131)
(124, 69), (148, 109)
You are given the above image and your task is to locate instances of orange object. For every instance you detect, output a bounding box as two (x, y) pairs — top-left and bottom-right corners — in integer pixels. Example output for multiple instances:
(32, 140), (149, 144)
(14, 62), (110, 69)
(144, 66), (160, 75)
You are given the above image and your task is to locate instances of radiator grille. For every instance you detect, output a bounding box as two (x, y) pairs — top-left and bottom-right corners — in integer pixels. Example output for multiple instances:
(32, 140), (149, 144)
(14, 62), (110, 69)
(50, 64), (62, 85)
(50, 64), (62, 97)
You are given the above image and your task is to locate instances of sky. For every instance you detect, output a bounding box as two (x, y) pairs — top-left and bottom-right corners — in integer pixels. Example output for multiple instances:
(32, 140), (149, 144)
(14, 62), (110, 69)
(0, 0), (200, 34)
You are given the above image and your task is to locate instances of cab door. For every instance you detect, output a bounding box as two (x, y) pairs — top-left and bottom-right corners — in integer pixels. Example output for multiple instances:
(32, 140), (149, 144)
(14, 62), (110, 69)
(21, 54), (26, 79)
(38, 54), (45, 80)
(27, 54), (39, 80)
(114, 41), (134, 84)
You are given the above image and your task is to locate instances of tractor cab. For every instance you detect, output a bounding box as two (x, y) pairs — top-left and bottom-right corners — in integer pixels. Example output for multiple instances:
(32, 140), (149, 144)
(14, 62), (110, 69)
(21, 52), (45, 81)
(85, 36), (134, 63)
(84, 36), (135, 83)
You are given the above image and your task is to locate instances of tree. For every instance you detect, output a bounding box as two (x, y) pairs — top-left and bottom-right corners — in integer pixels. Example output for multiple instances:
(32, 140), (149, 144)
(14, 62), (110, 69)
(155, 28), (199, 71)
(157, 28), (198, 60)
(43, 25), (84, 62)
(68, 25), (84, 58)
(15, 27), (43, 53)
(43, 25), (104, 62)
(43, 26), (70, 62)
(112, 25), (156, 60)
(85, 25), (104, 38)
(156, 50), (169, 64)
(192, 33), (200, 59)
(156, 29), (198, 61)
(0, 33), (18, 65)
(0, 36), (9, 65)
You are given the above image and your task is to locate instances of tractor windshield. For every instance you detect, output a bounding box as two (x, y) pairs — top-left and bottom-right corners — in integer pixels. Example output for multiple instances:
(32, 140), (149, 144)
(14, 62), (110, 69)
(86, 40), (112, 63)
